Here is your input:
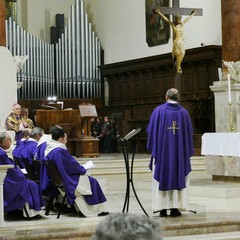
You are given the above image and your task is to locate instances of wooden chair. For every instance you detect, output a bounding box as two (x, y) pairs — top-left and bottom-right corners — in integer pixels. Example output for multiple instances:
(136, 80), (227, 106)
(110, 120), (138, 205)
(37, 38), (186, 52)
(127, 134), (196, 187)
(13, 156), (39, 182)
(32, 159), (41, 182)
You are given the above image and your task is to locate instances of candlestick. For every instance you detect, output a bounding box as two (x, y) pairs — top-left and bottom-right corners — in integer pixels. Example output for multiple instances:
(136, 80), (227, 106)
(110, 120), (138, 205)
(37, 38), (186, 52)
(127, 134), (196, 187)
(227, 74), (231, 104)
(228, 102), (235, 132)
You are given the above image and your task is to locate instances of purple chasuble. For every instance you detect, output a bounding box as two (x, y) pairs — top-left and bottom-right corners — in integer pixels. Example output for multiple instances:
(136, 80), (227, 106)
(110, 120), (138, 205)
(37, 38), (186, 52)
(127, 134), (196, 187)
(34, 142), (47, 161)
(46, 147), (107, 205)
(20, 140), (38, 166)
(0, 148), (45, 211)
(34, 142), (57, 198)
(146, 102), (194, 191)
(12, 139), (27, 159)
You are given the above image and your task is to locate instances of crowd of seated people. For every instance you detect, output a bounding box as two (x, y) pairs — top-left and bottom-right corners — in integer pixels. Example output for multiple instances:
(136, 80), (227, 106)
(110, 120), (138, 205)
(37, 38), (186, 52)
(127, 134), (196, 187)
(0, 132), (44, 219)
(0, 103), (109, 220)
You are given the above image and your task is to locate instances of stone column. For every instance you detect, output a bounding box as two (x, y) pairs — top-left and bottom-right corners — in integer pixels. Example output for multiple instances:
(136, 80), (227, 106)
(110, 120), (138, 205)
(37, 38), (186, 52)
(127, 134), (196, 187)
(0, 47), (18, 128)
(0, 0), (6, 46)
(222, 0), (240, 61)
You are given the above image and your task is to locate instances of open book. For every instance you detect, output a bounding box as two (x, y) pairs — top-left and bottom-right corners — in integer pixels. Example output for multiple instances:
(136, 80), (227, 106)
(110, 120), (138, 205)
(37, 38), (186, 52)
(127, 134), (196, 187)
(82, 160), (95, 170)
(20, 168), (28, 174)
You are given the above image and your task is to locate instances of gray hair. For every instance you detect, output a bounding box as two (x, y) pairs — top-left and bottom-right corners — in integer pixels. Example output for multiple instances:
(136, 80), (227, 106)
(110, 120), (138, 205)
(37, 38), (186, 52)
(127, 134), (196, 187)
(166, 88), (179, 101)
(92, 213), (162, 240)
(30, 127), (43, 139)
(0, 132), (9, 145)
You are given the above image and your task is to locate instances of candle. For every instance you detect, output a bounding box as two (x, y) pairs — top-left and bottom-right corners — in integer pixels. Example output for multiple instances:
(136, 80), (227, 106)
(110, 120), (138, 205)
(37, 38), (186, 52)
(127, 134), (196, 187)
(227, 74), (231, 104)
(218, 68), (222, 81)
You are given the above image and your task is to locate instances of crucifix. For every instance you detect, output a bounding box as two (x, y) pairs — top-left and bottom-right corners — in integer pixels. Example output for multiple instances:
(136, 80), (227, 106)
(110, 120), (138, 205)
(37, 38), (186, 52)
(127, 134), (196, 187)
(154, 0), (203, 92)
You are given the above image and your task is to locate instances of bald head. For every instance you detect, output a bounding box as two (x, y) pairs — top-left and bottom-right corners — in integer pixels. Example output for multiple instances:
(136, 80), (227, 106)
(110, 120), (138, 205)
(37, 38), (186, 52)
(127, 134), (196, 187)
(166, 88), (179, 101)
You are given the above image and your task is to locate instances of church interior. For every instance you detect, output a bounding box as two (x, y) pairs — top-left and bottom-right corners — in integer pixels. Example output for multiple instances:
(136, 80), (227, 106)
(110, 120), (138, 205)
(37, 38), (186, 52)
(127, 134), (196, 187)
(1, 0), (240, 239)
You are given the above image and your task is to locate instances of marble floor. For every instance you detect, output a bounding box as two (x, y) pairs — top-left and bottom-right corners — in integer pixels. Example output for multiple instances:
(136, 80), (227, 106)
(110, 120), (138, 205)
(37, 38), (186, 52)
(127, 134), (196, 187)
(2, 153), (240, 239)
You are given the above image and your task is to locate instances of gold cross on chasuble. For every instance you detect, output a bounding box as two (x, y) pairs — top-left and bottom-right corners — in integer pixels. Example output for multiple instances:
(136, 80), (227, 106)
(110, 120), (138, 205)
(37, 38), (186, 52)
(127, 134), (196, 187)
(167, 121), (179, 135)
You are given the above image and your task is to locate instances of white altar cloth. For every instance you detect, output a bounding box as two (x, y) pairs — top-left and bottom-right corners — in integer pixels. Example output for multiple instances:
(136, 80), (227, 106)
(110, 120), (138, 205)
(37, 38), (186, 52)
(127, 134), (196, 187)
(201, 133), (240, 157)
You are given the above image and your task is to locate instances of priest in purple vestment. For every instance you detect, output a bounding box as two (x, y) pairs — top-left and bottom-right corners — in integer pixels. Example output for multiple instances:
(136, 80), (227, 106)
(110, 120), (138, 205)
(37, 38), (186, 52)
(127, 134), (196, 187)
(44, 127), (108, 217)
(146, 88), (194, 217)
(19, 127), (43, 167)
(0, 132), (45, 219)
(34, 133), (55, 198)
(12, 130), (30, 167)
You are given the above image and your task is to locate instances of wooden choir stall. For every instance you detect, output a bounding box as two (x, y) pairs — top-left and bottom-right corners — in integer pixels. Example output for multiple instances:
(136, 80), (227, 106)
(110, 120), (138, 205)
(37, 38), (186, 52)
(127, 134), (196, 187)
(35, 104), (100, 157)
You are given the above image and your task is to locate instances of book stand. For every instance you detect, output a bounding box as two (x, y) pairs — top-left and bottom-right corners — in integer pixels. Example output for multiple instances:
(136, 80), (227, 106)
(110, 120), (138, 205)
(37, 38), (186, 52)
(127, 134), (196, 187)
(118, 127), (148, 216)
(77, 104), (99, 157)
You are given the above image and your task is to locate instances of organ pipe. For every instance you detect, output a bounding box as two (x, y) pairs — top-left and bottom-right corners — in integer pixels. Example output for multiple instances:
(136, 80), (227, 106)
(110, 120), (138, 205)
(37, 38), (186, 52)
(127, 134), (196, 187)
(5, 0), (102, 100)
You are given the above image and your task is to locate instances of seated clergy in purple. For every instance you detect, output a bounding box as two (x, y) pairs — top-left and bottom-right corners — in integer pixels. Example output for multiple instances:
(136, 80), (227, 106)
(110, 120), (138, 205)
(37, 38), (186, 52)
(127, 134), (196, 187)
(34, 126), (66, 199)
(19, 127), (44, 168)
(12, 130), (30, 158)
(34, 133), (56, 198)
(0, 132), (45, 218)
(44, 126), (108, 217)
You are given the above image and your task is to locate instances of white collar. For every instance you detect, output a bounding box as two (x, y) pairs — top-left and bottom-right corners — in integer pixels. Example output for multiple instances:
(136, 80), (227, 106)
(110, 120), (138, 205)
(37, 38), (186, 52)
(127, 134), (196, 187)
(44, 139), (67, 157)
(167, 100), (178, 104)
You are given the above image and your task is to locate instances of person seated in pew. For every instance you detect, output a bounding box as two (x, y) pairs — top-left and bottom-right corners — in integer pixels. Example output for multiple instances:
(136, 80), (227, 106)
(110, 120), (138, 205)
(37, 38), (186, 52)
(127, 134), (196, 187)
(34, 126), (78, 214)
(34, 126), (61, 200)
(0, 132), (45, 219)
(44, 126), (109, 217)
(12, 130), (30, 160)
(34, 125), (61, 162)
(5, 103), (33, 141)
(18, 127), (44, 168)
(21, 107), (35, 129)
(15, 127), (44, 180)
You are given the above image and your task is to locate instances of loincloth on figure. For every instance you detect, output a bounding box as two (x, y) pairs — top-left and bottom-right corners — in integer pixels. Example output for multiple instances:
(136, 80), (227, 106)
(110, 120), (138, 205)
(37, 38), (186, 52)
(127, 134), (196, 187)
(172, 39), (185, 59)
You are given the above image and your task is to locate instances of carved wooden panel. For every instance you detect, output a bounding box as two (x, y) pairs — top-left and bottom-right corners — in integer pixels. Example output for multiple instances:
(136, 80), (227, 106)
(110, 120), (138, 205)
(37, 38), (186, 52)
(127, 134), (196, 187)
(100, 46), (222, 152)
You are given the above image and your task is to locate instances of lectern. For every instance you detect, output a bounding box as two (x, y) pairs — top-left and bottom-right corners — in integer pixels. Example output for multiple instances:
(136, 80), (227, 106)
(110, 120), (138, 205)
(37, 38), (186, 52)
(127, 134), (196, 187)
(118, 127), (148, 216)
(77, 104), (100, 157)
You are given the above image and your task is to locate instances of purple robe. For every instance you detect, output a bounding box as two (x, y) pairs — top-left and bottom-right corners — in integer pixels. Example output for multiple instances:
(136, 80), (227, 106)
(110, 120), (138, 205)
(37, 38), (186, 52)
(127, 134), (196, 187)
(12, 140), (27, 159)
(46, 147), (107, 205)
(0, 148), (45, 211)
(34, 142), (47, 161)
(20, 140), (38, 166)
(34, 142), (56, 198)
(146, 102), (194, 191)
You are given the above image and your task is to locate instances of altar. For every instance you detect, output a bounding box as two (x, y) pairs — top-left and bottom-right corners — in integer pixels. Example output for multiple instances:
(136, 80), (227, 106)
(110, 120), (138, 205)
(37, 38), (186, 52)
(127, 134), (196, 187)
(202, 132), (240, 182)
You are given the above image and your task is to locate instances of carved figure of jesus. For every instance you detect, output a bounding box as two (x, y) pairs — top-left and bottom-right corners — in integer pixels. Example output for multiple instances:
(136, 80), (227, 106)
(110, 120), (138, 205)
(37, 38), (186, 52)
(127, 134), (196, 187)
(154, 8), (197, 74)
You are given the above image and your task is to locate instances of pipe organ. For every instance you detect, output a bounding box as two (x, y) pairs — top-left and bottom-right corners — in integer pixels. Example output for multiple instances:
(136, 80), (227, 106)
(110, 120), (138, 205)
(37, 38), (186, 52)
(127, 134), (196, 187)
(5, 0), (103, 100)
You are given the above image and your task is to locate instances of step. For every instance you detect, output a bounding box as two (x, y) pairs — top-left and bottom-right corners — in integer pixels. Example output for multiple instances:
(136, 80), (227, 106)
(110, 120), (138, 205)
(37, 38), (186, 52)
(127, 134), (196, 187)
(77, 155), (206, 176)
